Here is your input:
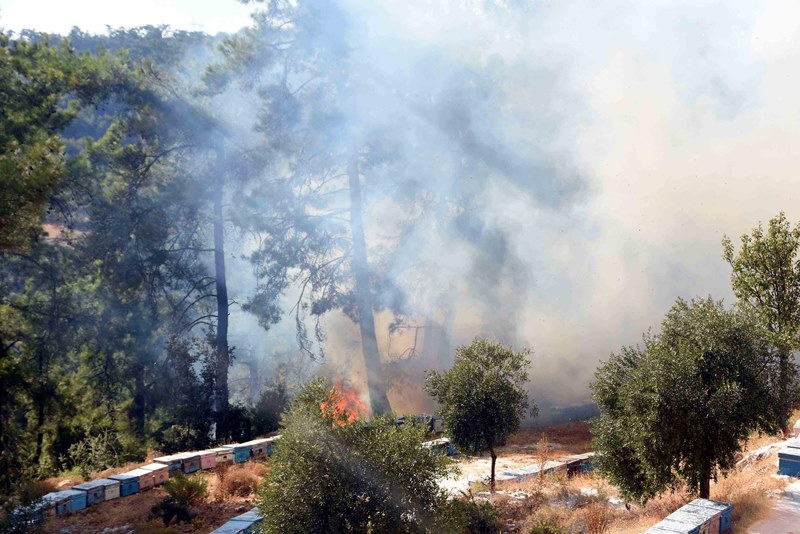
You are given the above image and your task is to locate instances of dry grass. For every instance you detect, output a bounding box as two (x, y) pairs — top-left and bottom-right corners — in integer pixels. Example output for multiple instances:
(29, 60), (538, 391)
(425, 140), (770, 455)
(506, 421), (593, 455)
(213, 462), (268, 499)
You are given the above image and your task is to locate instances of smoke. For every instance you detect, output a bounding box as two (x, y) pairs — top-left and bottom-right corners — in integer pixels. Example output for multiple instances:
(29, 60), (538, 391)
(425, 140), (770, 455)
(192, 0), (800, 412)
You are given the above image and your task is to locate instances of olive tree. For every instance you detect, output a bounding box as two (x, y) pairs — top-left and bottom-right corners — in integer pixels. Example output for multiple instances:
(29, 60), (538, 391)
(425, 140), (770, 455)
(257, 378), (455, 534)
(425, 338), (536, 492)
(723, 212), (800, 431)
(591, 297), (782, 502)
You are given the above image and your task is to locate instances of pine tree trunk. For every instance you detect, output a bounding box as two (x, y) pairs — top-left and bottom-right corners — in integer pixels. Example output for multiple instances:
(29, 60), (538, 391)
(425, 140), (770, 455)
(213, 143), (230, 433)
(699, 476), (710, 499)
(132, 362), (146, 438)
(778, 345), (794, 435)
(490, 446), (497, 494)
(347, 150), (391, 415)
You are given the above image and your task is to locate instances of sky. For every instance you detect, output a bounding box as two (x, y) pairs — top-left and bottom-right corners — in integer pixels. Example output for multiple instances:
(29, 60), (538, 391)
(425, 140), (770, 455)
(0, 0), (253, 35)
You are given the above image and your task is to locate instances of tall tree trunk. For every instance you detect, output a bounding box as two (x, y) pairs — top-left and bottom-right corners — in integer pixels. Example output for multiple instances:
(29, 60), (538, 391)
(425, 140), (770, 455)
(132, 362), (146, 438)
(699, 472), (710, 499)
(778, 345), (794, 435)
(490, 445), (497, 494)
(347, 150), (391, 415)
(213, 143), (230, 433)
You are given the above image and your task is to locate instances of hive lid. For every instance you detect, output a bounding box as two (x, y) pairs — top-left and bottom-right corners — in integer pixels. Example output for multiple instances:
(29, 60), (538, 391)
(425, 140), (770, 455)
(140, 463), (169, 471)
(72, 480), (108, 491)
(153, 455), (182, 463)
(94, 478), (120, 487)
(126, 468), (152, 477)
(778, 447), (800, 458)
(40, 491), (73, 504)
(223, 443), (249, 450)
(108, 472), (139, 481)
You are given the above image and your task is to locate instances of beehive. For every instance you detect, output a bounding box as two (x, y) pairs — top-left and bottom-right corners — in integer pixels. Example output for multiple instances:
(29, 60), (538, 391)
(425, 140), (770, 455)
(644, 498), (732, 534)
(60, 489), (87, 513)
(242, 439), (270, 460)
(96, 478), (120, 500)
(224, 443), (251, 463)
(140, 463), (170, 485)
(779, 446), (800, 476)
(108, 472), (140, 497)
(198, 449), (218, 469)
(213, 447), (234, 464)
(690, 498), (733, 532)
(793, 418), (800, 438)
(173, 452), (201, 473)
(128, 468), (155, 490)
(39, 492), (69, 517)
(72, 480), (107, 506)
(210, 507), (263, 534)
(153, 454), (183, 477)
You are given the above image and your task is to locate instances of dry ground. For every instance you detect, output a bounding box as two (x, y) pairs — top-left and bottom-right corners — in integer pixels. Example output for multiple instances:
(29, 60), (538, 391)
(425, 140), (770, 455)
(41, 461), (267, 533)
(474, 416), (799, 534)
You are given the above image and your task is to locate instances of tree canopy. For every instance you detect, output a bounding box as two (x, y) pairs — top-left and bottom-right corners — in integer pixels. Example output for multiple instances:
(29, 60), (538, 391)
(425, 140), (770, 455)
(425, 338), (536, 492)
(257, 378), (455, 533)
(723, 211), (800, 430)
(591, 297), (783, 502)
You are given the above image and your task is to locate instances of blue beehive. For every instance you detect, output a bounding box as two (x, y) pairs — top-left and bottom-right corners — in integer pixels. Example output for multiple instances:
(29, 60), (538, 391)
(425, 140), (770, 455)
(175, 452), (201, 474)
(690, 498), (733, 532)
(108, 472), (140, 497)
(72, 479), (107, 506)
(645, 498), (732, 534)
(60, 489), (87, 513)
(210, 508), (263, 534)
(224, 443), (251, 463)
(778, 447), (800, 476)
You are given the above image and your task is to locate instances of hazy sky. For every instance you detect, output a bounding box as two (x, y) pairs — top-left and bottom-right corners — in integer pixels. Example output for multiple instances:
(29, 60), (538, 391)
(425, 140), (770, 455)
(0, 0), (253, 35)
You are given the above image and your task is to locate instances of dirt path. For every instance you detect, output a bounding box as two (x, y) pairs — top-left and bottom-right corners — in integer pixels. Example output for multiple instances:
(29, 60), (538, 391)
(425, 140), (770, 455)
(747, 482), (800, 534)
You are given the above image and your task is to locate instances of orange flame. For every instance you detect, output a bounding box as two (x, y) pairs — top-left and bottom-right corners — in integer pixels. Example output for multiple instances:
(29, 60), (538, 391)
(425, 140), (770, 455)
(321, 379), (367, 425)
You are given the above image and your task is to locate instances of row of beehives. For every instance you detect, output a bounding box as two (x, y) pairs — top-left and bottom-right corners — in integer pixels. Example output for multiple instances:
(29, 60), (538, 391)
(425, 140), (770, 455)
(644, 498), (733, 534)
(19, 436), (280, 522)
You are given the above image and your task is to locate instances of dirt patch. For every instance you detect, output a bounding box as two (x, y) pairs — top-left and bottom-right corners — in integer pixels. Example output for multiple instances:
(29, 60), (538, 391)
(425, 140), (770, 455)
(42, 462), (266, 534)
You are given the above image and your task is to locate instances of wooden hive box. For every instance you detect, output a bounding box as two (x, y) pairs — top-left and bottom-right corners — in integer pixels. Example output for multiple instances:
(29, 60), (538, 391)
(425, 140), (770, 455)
(72, 480), (107, 506)
(223, 443), (252, 463)
(779, 447), (800, 476)
(96, 478), (120, 500)
(243, 439), (270, 460)
(210, 519), (258, 534)
(127, 468), (155, 491)
(198, 449), (218, 469)
(59, 489), (87, 513)
(212, 447), (234, 464)
(153, 454), (183, 477)
(140, 463), (170, 485)
(108, 471), (140, 497)
(644, 498), (730, 534)
(174, 452), (201, 473)
(690, 499), (733, 532)
(40, 491), (70, 517)
(265, 437), (275, 457)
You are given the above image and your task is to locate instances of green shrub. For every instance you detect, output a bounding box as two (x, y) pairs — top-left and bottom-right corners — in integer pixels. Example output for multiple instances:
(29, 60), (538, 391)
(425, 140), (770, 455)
(65, 429), (121, 479)
(150, 474), (207, 526)
(442, 496), (501, 534)
(528, 519), (565, 534)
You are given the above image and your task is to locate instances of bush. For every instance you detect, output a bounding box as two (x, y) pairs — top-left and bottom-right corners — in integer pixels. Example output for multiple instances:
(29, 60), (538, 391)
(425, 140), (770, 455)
(443, 496), (501, 534)
(65, 429), (121, 479)
(218, 463), (266, 498)
(528, 519), (565, 534)
(150, 474), (207, 526)
(583, 502), (611, 534)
